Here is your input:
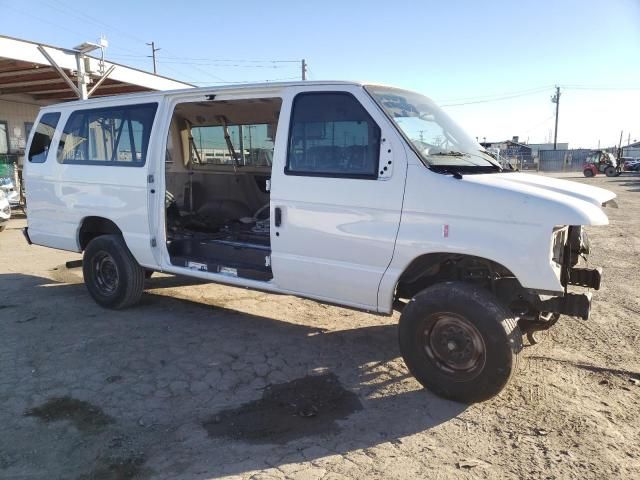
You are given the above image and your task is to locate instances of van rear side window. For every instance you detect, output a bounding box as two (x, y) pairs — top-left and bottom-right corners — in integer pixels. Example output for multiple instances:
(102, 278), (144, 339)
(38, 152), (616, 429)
(57, 103), (157, 166)
(28, 112), (60, 163)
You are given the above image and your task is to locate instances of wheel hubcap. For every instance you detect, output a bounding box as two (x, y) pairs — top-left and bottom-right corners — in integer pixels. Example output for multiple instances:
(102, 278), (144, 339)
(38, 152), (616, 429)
(424, 313), (486, 375)
(94, 251), (119, 295)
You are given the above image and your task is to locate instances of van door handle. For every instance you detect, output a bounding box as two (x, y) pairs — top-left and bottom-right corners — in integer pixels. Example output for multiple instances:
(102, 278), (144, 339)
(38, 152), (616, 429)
(274, 207), (282, 227)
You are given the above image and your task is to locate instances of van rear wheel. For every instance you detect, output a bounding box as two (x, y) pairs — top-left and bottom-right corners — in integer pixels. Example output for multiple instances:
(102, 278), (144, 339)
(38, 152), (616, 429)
(83, 234), (145, 309)
(398, 282), (522, 403)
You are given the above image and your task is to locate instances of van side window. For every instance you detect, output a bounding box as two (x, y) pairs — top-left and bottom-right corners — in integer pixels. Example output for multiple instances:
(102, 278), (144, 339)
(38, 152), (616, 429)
(286, 92), (381, 178)
(28, 113), (60, 163)
(57, 103), (157, 166)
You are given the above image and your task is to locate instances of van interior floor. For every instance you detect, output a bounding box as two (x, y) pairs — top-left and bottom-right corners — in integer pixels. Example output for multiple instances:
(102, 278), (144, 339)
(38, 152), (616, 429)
(166, 194), (272, 281)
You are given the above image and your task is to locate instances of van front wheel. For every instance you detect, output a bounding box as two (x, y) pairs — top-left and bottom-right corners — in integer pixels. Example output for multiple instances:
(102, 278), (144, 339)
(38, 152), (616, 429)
(83, 234), (145, 309)
(398, 282), (522, 403)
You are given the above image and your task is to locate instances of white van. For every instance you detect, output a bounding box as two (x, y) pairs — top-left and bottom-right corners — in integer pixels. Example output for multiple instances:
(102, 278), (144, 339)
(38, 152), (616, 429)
(23, 81), (616, 402)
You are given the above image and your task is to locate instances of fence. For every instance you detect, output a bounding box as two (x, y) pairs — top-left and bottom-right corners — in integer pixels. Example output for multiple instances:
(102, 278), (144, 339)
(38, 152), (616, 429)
(537, 149), (592, 172)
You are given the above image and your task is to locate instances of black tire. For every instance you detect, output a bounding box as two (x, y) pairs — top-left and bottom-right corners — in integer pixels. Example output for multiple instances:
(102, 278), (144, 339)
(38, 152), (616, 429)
(82, 234), (145, 309)
(583, 169), (594, 177)
(398, 282), (522, 403)
(144, 269), (154, 279)
(0, 225), (5, 232)
(605, 166), (616, 177)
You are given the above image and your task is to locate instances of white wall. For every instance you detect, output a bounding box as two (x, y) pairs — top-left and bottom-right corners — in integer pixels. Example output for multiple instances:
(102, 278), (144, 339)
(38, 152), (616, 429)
(0, 94), (51, 166)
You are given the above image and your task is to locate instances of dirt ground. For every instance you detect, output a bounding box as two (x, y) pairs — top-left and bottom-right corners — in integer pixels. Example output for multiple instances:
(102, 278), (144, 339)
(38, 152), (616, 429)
(0, 173), (638, 480)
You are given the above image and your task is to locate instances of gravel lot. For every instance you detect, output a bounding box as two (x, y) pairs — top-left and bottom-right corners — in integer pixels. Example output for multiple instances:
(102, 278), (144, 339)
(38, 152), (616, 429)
(0, 173), (638, 480)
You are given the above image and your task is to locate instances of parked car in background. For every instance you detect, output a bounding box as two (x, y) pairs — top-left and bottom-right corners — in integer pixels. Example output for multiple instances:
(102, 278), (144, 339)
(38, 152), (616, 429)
(622, 158), (640, 172)
(0, 176), (20, 206)
(0, 189), (10, 232)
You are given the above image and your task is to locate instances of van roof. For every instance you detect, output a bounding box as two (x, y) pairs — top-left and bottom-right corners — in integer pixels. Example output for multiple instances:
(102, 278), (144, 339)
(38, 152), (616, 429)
(39, 80), (372, 111)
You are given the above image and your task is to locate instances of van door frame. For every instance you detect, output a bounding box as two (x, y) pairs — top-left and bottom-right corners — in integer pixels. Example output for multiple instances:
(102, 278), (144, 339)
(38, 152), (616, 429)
(151, 86), (287, 292)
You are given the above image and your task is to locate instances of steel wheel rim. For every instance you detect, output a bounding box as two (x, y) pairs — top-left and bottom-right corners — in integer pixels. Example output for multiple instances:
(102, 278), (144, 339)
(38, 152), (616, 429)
(424, 313), (486, 376)
(93, 251), (119, 295)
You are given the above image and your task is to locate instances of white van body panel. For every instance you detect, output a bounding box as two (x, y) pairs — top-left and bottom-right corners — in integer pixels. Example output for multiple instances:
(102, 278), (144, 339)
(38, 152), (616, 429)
(377, 161), (616, 312)
(25, 95), (165, 267)
(23, 81), (616, 315)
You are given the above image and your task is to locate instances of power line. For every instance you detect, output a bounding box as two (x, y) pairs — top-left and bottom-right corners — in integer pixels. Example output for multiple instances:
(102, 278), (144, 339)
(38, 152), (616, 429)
(5, 4), (88, 39)
(439, 85), (555, 104)
(439, 83), (640, 108)
(35, 0), (303, 85)
(42, 0), (149, 45)
(562, 84), (640, 91)
(36, 0), (228, 82)
(441, 87), (551, 107)
(106, 53), (299, 63)
(153, 61), (292, 68)
(521, 114), (556, 135)
(107, 54), (300, 67)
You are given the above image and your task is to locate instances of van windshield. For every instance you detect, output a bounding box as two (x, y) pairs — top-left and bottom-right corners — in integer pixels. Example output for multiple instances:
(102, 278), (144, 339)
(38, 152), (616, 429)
(365, 86), (501, 173)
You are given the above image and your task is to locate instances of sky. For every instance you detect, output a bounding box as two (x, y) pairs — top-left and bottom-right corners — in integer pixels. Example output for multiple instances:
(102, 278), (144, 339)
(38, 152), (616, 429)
(2, 0), (639, 148)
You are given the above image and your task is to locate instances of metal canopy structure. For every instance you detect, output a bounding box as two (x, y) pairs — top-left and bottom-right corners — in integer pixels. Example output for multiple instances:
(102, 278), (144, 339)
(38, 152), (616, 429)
(0, 35), (192, 102)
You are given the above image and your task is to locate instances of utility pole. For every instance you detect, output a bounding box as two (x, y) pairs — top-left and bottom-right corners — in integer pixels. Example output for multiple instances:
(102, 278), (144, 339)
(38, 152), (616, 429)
(551, 86), (561, 150)
(147, 41), (160, 74)
(301, 59), (307, 80)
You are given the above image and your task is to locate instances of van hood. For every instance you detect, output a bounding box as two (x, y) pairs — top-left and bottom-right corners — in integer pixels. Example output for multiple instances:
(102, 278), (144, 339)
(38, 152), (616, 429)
(461, 172), (616, 226)
(481, 172), (616, 205)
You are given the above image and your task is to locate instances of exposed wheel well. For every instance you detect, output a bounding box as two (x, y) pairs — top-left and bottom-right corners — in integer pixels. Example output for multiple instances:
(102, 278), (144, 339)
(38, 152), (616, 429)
(78, 216), (122, 251)
(396, 253), (515, 298)
(394, 253), (543, 317)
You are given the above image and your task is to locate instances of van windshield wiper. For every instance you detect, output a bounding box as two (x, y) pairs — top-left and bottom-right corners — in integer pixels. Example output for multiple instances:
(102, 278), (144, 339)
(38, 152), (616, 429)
(428, 150), (465, 157)
(431, 166), (463, 179)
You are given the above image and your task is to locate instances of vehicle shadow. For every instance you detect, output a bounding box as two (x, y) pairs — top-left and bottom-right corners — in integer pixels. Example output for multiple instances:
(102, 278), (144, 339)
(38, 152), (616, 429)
(0, 272), (467, 479)
(599, 174), (640, 192)
(527, 355), (640, 380)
